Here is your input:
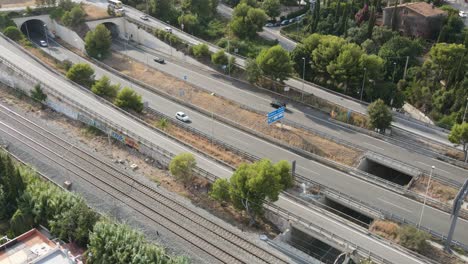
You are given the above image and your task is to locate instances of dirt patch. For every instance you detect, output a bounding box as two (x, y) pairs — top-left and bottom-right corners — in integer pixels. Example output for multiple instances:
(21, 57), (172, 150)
(83, 4), (110, 20)
(143, 112), (248, 167)
(0, 0), (34, 8)
(370, 220), (467, 264)
(410, 176), (458, 202)
(370, 220), (399, 241)
(0, 82), (278, 238)
(103, 53), (362, 166)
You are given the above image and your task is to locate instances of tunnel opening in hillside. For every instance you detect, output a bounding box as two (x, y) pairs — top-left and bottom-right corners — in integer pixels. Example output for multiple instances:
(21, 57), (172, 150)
(288, 226), (343, 264)
(101, 22), (119, 39)
(358, 158), (413, 186)
(323, 197), (373, 227)
(20, 19), (48, 43)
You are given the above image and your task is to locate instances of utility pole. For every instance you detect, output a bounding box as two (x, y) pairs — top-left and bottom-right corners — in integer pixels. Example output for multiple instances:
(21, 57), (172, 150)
(445, 179), (468, 253)
(392, 62), (397, 82)
(418, 166), (435, 229)
(302, 57), (306, 101)
(360, 67), (367, 101)
(403, 56), (409, 79)
(463, 97), (468, 123)
(43, 24), (51, 54)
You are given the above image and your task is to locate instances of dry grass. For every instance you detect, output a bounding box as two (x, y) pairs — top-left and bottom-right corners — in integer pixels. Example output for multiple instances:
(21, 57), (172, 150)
(104, 54), (362, 166)
(370, 220), (400, 241)
(82, 4), (110, 20)
(143, 112), (249, 167)
(410, 176), (458, 202)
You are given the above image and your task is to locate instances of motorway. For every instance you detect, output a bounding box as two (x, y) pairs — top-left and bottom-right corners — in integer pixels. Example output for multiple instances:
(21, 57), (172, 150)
(112, 39), (468, 185)
(4, 31), (468, 247)
(117, 1), (455, 148)
(0, 37), (429, 264)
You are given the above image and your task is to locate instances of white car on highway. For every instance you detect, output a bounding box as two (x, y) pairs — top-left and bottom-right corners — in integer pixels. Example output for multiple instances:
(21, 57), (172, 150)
(175, 112), (190, 122)
(39, 40), (48, 47)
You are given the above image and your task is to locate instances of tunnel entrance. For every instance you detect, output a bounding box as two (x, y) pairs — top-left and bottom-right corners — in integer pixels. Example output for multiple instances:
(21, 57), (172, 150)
(20, 19), (49, 45)
(289, 226), (343, 264)
(101, 22), (119, 38)
(323, 197), (374, 227)
(358, 157), (413, 186)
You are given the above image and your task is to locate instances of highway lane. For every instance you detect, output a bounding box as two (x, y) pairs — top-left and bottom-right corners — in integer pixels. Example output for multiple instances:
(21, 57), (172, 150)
(112, 40), (468, 185)
(0, 40), (429, 264)
(0, 37), (232, 180)
(11, 35), (468, 246)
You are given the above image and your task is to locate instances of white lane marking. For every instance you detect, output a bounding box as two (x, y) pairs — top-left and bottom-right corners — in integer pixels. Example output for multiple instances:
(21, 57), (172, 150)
(417, 161), (451, 175)
(432, 158), (466, 170)
(281, 197), (425, 264)
(362, 142), (385, 151)
(378, 198), (412, 213)
(297, 165), (319, 175)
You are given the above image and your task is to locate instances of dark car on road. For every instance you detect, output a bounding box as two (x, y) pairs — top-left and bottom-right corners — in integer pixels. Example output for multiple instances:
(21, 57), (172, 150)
(270, 100), (286, 109)
(154, 57), (165, 64)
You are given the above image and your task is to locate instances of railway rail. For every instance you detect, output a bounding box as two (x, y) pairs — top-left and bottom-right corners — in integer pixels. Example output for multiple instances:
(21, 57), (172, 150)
(0, 104), (290, 264)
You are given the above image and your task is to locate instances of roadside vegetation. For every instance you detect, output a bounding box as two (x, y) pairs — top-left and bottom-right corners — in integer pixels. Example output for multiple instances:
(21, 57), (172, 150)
(0, 151), (187, 263)
(210, 159), (293, 225)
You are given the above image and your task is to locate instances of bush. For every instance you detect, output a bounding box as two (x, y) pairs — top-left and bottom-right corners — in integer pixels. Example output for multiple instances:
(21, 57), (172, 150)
(192, 43), (210, 58)
(398, 225), (430, 253)
(114, 87), (144, 113)
(30, 84), (47, 103)
(3, 26), (23, 41)
(367, 99), (392, 131)
(61, 5), (85, 27)
(169, 153), (196, 184)
(91, 76), (119, 99)
(84, 24), (112, 59)
(66, 63), (95, 87)
(211, 50), (229, 66)
(210, 178), (230, 202)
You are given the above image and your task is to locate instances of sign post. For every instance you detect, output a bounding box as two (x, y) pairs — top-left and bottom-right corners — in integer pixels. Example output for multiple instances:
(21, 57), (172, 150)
(267, 107), (285, 125)
(445, 179), (468, 253)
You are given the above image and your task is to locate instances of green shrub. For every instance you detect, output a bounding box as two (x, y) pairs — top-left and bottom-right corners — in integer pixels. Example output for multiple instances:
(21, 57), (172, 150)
(114, 87), (144, 113)
(398, 226), (430, 253)
(191, 43), (210, 58)
(3, 26), (23, 41)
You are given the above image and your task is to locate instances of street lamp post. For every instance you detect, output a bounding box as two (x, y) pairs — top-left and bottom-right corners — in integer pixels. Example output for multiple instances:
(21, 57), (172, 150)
(43, 24), (51, 54)
(360, 67), (367, 101)
(418, 166), (435, 229)
(392, 62), (397, 83)
(302, 57), (306, 101)
(463, 97), (468, 123)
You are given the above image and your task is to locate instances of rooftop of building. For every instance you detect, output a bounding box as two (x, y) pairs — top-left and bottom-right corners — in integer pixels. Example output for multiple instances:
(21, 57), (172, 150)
(0, 229), (81, 264)
(385, 2), (447, 17)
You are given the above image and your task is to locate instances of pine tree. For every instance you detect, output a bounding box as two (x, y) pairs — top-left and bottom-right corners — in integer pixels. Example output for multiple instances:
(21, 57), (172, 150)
(367, 6), (376, 38)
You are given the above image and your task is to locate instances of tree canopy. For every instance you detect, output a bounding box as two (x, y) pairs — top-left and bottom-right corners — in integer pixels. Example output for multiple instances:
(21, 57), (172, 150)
(91, 75), (119, 99)
(62, 5), (85, 27)
(367, 99), (392, 131)
(169, 153), (196, 184)
(3, 26), (23, 41)
(256, 45), (293, 83)
(210, 159), (292, 225)
(114, 87), (144, 113)
(262, 0), (280, 19)
(230, 3), (267, 39)
(66, 63), (95, 87)
(85, 24), (112, 59)
(448, 122), (468, 162)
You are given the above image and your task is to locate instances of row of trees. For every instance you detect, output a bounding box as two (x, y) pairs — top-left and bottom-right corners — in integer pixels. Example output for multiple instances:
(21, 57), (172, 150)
(66, 63), (144, 112)
(0, 151), (187, 262)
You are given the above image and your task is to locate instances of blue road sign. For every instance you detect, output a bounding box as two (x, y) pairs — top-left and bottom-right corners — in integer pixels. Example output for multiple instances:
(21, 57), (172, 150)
(268, 107), (285, 125)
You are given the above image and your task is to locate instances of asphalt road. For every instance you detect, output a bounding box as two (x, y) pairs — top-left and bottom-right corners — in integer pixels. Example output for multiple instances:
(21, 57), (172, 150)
(0, 37), (430, 264)
(12, 33), (468, 247)
(113, 40), (468, 185)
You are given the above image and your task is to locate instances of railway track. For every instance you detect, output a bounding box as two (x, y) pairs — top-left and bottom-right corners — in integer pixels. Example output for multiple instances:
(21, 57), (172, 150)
(0, 104), (290, 264)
